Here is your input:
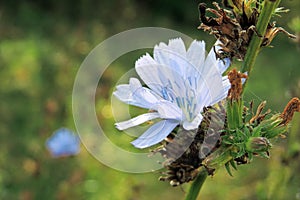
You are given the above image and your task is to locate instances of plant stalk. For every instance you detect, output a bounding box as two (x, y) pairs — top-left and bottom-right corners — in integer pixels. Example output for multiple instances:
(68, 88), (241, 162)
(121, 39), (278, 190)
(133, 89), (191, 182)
(184, 1), (282, 199)
(184, 168), (208, 200)
(241, 0), (281, 89)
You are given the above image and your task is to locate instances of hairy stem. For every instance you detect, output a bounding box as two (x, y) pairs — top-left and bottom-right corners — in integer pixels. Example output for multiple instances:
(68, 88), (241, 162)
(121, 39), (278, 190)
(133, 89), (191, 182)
(184, 1), (281, 199)
(241, 0), (281, 87)
(184, 168), (208, 200)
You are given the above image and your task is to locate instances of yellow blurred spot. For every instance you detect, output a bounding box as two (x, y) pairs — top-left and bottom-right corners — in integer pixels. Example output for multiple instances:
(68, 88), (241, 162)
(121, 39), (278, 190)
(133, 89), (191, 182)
(101, 104), (113, 119)
(23, 159), (39, 175)
(146, 120), (154, 125)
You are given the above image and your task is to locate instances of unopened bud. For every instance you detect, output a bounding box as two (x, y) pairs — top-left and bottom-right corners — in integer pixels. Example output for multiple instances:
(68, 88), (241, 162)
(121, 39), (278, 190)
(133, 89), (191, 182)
(246, 137), (271, 153)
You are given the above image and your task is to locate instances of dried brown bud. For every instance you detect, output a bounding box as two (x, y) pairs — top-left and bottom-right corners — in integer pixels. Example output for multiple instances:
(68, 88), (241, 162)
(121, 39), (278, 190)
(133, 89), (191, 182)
(198, 2), (247, 60)
(262, 23), (297, 46)
(227, 69), (247, 100)
(280, 97), (300, 125)
(155, 105), (227, 185)
(198, 2), (296, 60)
(249, 101), (271, 124)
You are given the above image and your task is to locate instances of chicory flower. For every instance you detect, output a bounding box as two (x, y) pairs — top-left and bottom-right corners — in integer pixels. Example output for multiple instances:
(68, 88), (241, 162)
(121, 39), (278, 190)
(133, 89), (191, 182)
(46, 128), (80, 157)
(114, 38), (230, 148)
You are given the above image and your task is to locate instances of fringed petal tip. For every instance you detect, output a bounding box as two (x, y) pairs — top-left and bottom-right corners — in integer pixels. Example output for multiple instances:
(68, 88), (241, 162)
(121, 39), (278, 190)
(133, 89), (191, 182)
(135, 53), (156, 68)
(167, 38), (186, 54)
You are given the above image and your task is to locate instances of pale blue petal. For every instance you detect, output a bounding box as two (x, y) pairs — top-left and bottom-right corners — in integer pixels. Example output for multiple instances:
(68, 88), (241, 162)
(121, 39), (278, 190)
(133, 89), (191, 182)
(183, 113), (203, 130)
(129, 77), (142, 91)
(187, 40), (206, 69)
(194, 84), (212, 112)
(152, 101), (182, 120)
(136, 55), (203, 105)
(153, 42), (170, 66)
(113, 84), (131, 101)
(135, 56), (167, 96)
(208, 72), (246, 106)
(153, 39), (186, 70)
(131, 120), (179, 148)
(113, 78), (161, 109)
(242, 72), (248, 84)
(135, 53), (157, 66)
(207, 86), (228, 106)
(137, 60), (207, 119)
(153, 38), (201, 82)
(115, 112), (160, 130)
(217, 57), (231, 74)
(213, 40), (231, 73)
(200, 44), (219, 76)
(129, 78), (162, 106)
(200, 46), (227, 106)
(46, 128), (80, 157)
(222, 76), (231, 93)
(135, 63), (181, 98)
(168, 38), (186, 57)
(205, 75), (229, 106)
(153, 45), (186, 78)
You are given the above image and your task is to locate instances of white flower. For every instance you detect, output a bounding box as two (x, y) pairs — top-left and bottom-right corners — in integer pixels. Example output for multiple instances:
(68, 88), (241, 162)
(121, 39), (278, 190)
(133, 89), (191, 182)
(114, 38), (230, 148)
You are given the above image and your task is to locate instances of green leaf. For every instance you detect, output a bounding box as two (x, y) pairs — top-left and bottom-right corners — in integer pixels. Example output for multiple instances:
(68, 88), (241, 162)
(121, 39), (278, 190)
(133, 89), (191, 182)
(225, 162), (233, 177)
(230, 159), (238, 171)
(248, 153), (253, 162)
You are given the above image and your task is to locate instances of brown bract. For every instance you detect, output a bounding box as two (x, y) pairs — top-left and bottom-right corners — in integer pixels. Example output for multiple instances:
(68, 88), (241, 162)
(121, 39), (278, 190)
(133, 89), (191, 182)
(227, 69), (248, 100)
(154, 103), (227, 186)
(280, 97), (300, 125)
(198, 2), (295, 61)
(249, 101), (271, 124)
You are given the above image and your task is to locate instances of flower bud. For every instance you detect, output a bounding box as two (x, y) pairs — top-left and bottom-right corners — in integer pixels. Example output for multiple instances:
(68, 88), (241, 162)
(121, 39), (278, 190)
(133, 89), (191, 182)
(246, 137), (271, 153)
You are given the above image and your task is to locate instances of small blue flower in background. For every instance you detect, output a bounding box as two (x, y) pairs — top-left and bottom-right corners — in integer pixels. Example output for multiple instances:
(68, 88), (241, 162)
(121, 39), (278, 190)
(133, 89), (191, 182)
(114, 38), (231, 149)
(46, 128), (80, 158)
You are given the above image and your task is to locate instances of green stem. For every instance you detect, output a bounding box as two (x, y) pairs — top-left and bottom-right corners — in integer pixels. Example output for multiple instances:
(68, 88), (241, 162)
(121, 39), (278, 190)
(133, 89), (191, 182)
(184, 2), (281, 199)
(184, 168), (208, 200)
(241, 0), (281, 87)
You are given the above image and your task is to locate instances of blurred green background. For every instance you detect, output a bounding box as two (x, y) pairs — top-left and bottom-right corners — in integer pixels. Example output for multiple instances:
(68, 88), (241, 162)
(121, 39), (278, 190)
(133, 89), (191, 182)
(0, 0), (299, 199)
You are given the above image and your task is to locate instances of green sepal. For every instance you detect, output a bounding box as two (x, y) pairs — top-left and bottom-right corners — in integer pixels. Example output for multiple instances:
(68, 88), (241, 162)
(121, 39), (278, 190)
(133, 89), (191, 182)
(252, 126), (262, 137)
(258, 152), (270, 159)
(225, 162), (233, 177)
(227, 99), (244, 130)
(248, 152), (253, 162)
(230, 159), (238, 171)
(259, 114), (287, 139)
(202, 146), (235, 171)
